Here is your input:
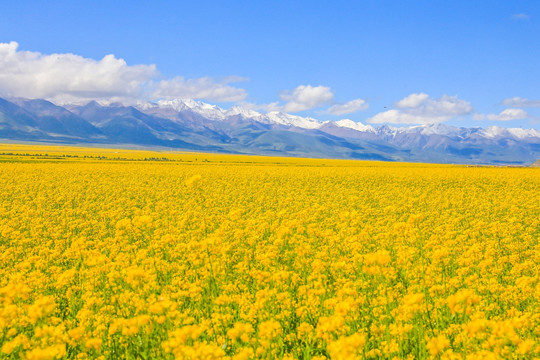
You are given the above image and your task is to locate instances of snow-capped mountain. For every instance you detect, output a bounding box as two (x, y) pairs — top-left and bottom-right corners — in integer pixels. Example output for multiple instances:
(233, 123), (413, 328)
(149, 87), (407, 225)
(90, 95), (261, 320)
(480, 126), (540, 139)
(265, 112), (322, 129)
(155, 99), (228, 121)
(135, 99), (540, 142)
(225, 106), (268, 122)
(1, 97), (539, 165)
(334, 119), (376, 133)
(137, 100), (324, 129)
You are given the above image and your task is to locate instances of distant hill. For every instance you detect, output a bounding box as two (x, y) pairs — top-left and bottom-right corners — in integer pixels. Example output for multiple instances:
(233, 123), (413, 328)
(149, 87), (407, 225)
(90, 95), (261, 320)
(530, 159), (540, 167)
(1, 96), (540, 165)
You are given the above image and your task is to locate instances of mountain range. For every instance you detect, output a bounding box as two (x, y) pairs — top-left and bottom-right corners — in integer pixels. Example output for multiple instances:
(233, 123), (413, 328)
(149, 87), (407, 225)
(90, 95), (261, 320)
(1, 96), (539, 165)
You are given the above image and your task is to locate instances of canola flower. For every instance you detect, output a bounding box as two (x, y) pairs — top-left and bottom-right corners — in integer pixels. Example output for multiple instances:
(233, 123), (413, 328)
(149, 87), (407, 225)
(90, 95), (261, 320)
(0, 145), (539, 359)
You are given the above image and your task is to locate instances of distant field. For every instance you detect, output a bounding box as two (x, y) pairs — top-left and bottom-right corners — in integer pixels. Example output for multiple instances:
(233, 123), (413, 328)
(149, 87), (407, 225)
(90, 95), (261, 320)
(0, 144), (538, 359)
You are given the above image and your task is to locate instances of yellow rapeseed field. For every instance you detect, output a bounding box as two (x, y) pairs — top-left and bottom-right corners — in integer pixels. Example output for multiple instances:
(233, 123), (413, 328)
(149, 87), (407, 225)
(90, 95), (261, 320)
(0, 144), (538, 359)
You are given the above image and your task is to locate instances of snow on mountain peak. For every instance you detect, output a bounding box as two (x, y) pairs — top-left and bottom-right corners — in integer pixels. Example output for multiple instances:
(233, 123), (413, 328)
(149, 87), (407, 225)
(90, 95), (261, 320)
(482, 126), (506, 139)
(135, 101), (158, 111)
(225, 106), (267, 122)
(132, 99), (540, 138)
(417, 123), (460, 136)
(508, 127), (540, 139)
(266, 112), (322, 129)
(334, 119), (375, 133)
(482, 125), (540, 139)
(156, 99), (227, 121)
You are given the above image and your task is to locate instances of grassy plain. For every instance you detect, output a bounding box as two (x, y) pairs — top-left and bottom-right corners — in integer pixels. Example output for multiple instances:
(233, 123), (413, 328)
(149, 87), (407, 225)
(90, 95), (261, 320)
(0, 144), (538, 359)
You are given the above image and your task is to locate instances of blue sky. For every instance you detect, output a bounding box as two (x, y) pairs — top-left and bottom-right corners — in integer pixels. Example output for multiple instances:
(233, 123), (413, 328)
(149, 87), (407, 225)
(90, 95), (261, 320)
(0, 0), (539, 129)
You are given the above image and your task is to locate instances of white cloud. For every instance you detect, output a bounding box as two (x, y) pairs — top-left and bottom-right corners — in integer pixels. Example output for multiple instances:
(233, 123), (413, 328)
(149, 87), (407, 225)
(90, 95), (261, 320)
(0, 41), (247, 104)
(475, 108), (529, 121)
(395, 93), (430, 108)
(221, 75), (250, 83)
(502, 97), (540, 107)
(280, 85), (334, 112)
(0, 41), (155, 104)
(243, 84), (336, 113)
(327, 98), (369, 115)
(153, 77), (247, 102)
(511, 13), (530, 20)
(368, 93), (473, 124)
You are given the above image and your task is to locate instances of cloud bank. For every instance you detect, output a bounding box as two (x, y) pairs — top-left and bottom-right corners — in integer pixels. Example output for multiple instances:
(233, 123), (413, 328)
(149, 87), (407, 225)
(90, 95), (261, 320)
(327, 98), (369, 115)
(474, 108), (529, 121)
(0, 42), (366, 114)
(153, 77), (247, 103)
(368, 93), (473, 124)
(0, 41), (247, 104)
(245, 85), (368, 115)
(279, 85), (334, 112)
(502, 97), (540, 108)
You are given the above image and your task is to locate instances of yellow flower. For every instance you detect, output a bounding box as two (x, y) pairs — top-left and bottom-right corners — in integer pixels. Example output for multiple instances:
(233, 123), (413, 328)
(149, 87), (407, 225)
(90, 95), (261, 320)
(426, 334), (450, 357)
(327, 332), (366, 360)
(447, 289), (480, 315)
(24, 344), (66, 360)
(232, 347), (254, 360)
(516, 339), (535, 355)
(68, 327), (85, 341)
(227, 322), (254, 343)
(297, 322), (314, 339)
(85, 338), (102, 351)
(258, 320), (282, 341)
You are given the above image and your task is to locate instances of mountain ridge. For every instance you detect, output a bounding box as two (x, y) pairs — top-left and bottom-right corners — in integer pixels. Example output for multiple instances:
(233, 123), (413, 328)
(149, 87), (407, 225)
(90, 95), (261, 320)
(1, 97), (539, 165)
